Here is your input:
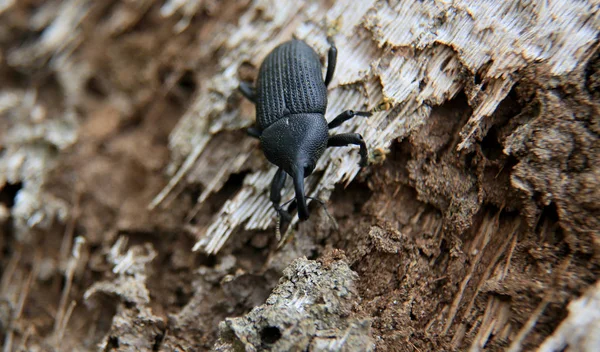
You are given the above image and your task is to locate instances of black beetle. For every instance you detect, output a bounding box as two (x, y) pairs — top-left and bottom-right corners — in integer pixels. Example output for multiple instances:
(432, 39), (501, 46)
(239, 38), (370, 223)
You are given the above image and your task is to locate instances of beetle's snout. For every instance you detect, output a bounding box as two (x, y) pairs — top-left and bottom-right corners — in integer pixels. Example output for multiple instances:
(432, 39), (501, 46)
(298, 208), (309, 221)
(292, 166), (310, 221)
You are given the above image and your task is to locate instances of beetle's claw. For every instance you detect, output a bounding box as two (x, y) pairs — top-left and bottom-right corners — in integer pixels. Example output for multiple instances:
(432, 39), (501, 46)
(359, 153), (368, 167)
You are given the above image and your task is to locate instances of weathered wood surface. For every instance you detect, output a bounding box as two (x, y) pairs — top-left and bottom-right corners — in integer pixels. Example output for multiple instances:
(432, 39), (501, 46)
(0, 1), (599, 351)
(149, 0), (599, 253)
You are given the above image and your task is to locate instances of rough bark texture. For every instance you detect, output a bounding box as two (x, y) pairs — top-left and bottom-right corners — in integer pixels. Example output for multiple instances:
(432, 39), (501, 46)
(0, 0), (599, 351)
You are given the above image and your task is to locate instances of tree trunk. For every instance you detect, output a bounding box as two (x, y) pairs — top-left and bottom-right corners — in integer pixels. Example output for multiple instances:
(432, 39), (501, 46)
(0, 0), (598, 351)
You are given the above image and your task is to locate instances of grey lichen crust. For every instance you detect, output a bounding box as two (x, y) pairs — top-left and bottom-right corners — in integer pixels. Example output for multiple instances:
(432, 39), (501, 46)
(214, 257), (374, 352)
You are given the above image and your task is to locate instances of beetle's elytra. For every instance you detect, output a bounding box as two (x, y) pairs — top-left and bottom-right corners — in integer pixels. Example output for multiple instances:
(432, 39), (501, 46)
(239, 38), (370, 224)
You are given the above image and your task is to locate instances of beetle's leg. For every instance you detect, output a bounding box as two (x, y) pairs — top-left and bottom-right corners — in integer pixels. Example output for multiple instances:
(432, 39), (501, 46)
(328, 133), (368, 167)
(270, 168), (292, 222)
(247, 126), (262, 139)
(239, 81), (257, 103)
(328, 110), (371, 129)
(324, 40), (337, 87)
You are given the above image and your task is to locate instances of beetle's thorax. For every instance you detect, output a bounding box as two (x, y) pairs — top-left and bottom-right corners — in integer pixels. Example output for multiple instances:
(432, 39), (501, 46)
(260, 113), (328, 176)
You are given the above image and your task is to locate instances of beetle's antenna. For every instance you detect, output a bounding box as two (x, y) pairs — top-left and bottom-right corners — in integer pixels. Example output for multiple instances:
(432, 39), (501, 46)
(281, 198), (296, 207)
(306, 196), (339, 230)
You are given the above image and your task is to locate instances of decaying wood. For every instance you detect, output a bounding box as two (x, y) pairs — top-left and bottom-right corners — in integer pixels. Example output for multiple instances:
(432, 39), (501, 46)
(0, 0), (599, 351)
(150, 0), (598, 253)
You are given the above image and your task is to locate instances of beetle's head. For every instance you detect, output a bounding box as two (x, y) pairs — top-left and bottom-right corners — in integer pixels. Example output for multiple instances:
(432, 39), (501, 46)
(260, 113), (329, 220)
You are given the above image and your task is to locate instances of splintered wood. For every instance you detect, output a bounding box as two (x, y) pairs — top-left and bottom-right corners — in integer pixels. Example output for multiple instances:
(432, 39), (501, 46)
(150, 0), (598, 254)
(1, 1), (599, 351)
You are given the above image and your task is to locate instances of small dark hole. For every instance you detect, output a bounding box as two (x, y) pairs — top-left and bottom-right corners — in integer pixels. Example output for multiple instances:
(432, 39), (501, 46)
(495, 293), (512, 302)
(440, 239), (448, 252)
(481, 128), (503, 161)
(106, 336), (119, 350)
(124, 300), (135, 309)
(204, 254), (218, 268)
(187, 184), (203, 205)
(535, 202), (559, 235)
(85, 76), (107, 98)
(175, 286), (190, 307)
(465, 152), (475, 167)
(177, 70), (196, 93)
(260, 326), (282, 344)
(152, 332), (165, 351)
(0, 182), (22, 208)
